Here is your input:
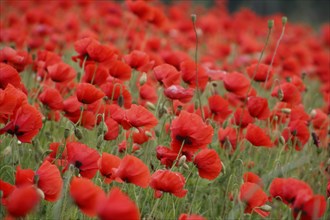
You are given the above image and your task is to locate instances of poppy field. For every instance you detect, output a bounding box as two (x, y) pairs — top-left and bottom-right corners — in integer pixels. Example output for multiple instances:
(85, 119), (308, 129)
(0, 0), (329, 219)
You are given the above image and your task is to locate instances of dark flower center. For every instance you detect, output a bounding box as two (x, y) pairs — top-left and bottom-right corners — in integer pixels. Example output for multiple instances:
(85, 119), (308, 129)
(175, 135), (192, 145)
(75, 160), (83, 169)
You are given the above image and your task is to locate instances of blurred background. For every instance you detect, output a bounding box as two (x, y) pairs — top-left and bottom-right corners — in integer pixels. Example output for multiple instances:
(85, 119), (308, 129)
(163, 0), (330, 27)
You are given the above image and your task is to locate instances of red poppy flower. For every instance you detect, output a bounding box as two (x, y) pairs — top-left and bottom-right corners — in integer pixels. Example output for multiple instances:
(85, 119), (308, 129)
(127, 127), (152, 145)
(97, 187), (140, 220)
(245, 124), (273, 148)
(164, 85), (194, 103)
(156, 146), (179, 168)
(70, 177), (106, 217)
(327, 180), (330, 198)
(243, 172), (264, 187)
(126, 0), (153, 21)
(193, 149), (222, 180)
(82, 64), (109, 86)
(123, 50), (152, 72)
(108, 59), (132, 81)
(47, 62), (76, 83)
(179, 213), (206, 220)
(239, 182), (269, 217)
(180, 60), (209, 90)
(45, 142), (68, 167)
(113, 155), (150, 188)
(76, 83), (105, 104)
(72, 38), (115, 67)
(104, 117), (120, 140)
(35, 50), (62, 79)
(14, 166), (34, 187)
(247, 96), (270, 120)
(218, 126), (240, 151)
(139, 83), (158, 105)
(0, 104), (43, 143)
(98, 153), (121, 184)
(292, 194), (326, 220)
(126, 104), (158, 129)
(281, 120), (310, 151)
(36, 160), (62, 202)
(153, 64), (181, 87)
(271, 82), (301, 105)
(170, 111), (213, 154)
(0, 84), (26, 116)
(101, 81), (132, 108)
(0, 62), (21, 89)
(246, 63), (272, 82)
(223, 72), (250, 96)
(0, 47), (31, 72)
(5, 185), (41, 218)
(38, 87), (64, 110)
(149, 170), (188, 198)
(0, 180), (15, 206)
(63, 95), (83, 115)
(231, 108), (254, 128)
(269, 178), (313, 206)
(208, 94), (232, 123)
(66, 142), (100, 179)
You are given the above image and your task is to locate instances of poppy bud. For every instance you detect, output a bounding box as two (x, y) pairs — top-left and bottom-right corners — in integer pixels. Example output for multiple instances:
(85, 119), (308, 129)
(279, 136), (286, 145)
(194, 100), (199, 110)
(36, 187), (45, 200)
(183, 163), (189, 170)
(97, 121), (108, 136)
(64, 128), (71, 139)
(277, 89), (284, 101)
(139, 72), (147, 86)
(191, 14), (197, 23)
(146, 102), (156, 111)
(96, 135), (104, 149)
(260, 204), (272, 212)
(178, 155), (187, 166)
(158, 106), (167, 118)
(282, 16), (288, 25)
(74, 127), (83, 140)
(117, 95), (124, 107)
(281, 108), (291, 114)
(310, 109), (317, 118)
(145, 131), (153, 137)
(268, 20), (274, 29)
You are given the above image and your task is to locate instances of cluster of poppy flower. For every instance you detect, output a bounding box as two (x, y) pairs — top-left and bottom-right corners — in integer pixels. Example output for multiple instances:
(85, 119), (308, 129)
(0, 0), (329, 219)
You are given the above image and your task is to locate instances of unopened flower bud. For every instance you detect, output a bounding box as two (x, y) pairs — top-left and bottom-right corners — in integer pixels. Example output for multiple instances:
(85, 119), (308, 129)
(279, 136), (286, 145)
(36, 187), (45, 199)
(74, 127), (83, 140)
(146, 102), (156, 111)
(96, 135), (104, 149)
(282, 16), (288, 25)
(281, 108), (291, 114)
(268, 20), (274, 29)
(277, 89), (284, 101)
(64, 128), (71, 139)
(98, 121), (108, 136)
(183, 163), (189, 170)
(139, 72), (147, 86)
(310, 109), (317, 118)
(191, 14), (197, 23)
(260, 204), (272, 212)
(145, 131), (153, 137)
(178, 155), (187, 166)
